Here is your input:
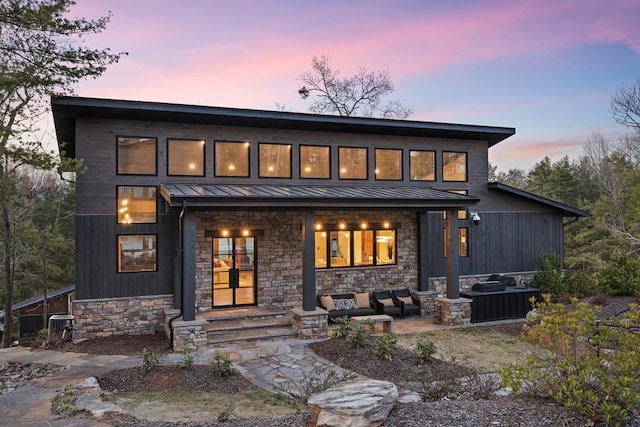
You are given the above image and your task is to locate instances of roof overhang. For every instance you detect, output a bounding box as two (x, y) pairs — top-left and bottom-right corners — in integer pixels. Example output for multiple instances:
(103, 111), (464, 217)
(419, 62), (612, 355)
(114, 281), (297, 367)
(51, 96), (516, 158)
(160, 184), (479, 210)
(488, 182), (590, 217)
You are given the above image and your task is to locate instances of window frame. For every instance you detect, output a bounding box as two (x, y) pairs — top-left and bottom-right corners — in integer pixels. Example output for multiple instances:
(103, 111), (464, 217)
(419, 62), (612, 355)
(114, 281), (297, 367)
(214, 140), (251, 178)
(374, 148), (403, 181)
(338, 146), (368, 180)
(167, 138), (206, 177)
(117, 234), (158, 273)
(315, 223), (398, 269)
(442, 151), (468, 182)
(116, 185), (157, 224)
(299, 144), (331, 179)
(409, 149), (436, 181)
(258, 142), (292, 178)
(116, 136), (158, 176)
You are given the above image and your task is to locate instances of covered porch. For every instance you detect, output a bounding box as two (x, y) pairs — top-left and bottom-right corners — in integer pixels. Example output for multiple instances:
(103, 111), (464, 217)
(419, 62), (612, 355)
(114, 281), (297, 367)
(160, 183), (476, 348)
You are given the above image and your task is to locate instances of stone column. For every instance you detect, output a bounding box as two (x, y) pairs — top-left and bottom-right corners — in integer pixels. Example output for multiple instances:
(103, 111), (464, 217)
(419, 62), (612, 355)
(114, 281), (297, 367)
(434, 296), (472, 326)
(291, 308), (328, 339)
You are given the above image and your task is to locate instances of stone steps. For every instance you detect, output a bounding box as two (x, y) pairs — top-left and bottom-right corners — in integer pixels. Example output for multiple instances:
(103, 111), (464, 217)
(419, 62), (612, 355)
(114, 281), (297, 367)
(203, 309), (298, 346)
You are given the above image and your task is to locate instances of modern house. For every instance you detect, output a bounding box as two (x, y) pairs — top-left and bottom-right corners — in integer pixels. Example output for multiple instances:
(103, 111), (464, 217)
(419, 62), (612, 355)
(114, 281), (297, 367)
(51, 96), (588, 348)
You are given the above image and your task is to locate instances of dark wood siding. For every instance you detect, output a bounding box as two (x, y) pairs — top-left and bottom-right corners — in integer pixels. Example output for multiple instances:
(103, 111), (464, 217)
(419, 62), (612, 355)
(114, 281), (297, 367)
(426, 211), (564, 277)
(75, 212), (174, 299)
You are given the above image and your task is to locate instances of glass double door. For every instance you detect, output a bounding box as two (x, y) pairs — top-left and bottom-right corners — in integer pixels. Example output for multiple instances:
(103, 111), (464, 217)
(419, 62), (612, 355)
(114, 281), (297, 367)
(212, 237), (256, 307)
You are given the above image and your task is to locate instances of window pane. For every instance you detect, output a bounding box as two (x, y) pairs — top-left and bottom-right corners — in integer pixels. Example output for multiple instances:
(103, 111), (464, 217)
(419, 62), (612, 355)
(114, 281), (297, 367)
(376, 230), (396, 264)
(117, 137), (156, 175)
(339, 147), (367, 180)
(410, 150), (435, 181)
(353, 230), (374, 266)
(259, 143), (291, 178)
(375, 149), (402, 180)
(459, 227), (468, 257)
(300, 145), (330, 178)
(443, 227), (469, 257)
(168, 139), (205, 176)
(315, 232), (327, 268)
(215, 141), (250, 177)
(118, 235), (157, 272)
(118, 186), (156, 224)
(443, 151), (467, 181)
(330, 231), (351, 267)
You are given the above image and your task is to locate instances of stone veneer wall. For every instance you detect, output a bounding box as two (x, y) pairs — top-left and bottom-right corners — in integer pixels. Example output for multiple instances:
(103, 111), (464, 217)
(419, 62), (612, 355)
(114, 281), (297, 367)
(73, 295), (173, 339)
(428, 271), (536, 295)
(314, 211), (418, 295)
(197, 211), (304, 311)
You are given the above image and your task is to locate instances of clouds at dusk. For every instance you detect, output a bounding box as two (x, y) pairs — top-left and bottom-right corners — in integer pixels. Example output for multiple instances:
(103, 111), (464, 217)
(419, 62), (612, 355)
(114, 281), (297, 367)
(69, 0), (640, 171)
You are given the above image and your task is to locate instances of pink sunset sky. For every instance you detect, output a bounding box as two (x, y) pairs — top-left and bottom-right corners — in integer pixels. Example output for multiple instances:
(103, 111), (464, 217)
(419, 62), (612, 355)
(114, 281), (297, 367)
(67, 0), (640, 172)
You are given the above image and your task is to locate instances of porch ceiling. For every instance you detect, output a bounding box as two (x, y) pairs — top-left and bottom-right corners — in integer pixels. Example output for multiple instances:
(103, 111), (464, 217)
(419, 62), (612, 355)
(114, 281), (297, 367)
(159, 183), (479, 210)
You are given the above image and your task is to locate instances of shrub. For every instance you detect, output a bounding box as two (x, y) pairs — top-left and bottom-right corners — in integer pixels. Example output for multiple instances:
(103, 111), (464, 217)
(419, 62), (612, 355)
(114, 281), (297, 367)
(211, 349), (237, 376)
(413, 334), (437, 363)
(178, 345), (195, 370)
(597, 251), (640, 296)
(499, 295), (640, 426)
(373, 333), (397, 361)
(273, 361), (357, 403)
(331, 316), (353, 338)
(529, 252), (567, 301)
(345, 320), (375, 349)
(141, 347), (159, 371)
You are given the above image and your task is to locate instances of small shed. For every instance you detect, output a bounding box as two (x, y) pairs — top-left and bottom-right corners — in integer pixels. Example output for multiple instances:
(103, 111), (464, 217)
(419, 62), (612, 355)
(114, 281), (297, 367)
(0, 285), (75, 338)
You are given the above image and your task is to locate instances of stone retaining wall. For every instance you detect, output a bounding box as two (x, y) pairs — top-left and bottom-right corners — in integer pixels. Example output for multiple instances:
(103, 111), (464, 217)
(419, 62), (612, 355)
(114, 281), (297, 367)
(72, 295), (173, 340)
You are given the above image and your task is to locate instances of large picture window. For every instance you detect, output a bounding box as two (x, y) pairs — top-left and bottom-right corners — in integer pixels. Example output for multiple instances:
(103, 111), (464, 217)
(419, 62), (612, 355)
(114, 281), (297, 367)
(300, 145), (330, 179)
(315, 224), (396, 268)
(375, 149), (402, 180)
(118, 234), (157, 272)
(117, 186), (156, 224)
(168, 138), (205, 176)
(259, 143), (291, 178)
(339, 147), (368, 180)
(443, 227), (469, 257)
(215, 141), (250, 177)
(117, 136), (157, 175)
(443, 151), (467, 181)
(410, 150), (435, 181)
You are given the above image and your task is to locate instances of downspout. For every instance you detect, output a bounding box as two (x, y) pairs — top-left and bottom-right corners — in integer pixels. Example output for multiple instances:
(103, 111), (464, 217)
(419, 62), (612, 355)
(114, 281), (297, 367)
(167, 200), (187, 350)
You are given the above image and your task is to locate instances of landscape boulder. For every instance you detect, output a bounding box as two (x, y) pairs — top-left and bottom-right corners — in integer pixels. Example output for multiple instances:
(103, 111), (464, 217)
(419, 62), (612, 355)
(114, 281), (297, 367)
(308, 379), (398, 427)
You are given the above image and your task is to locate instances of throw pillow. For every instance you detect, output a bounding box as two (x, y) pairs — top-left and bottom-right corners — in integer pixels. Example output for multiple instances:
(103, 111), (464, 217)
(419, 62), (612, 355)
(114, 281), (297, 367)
(354, 292), (370, 309)
(378, 298), (395, 307)
(398, 296), (414, 306)
(320, 295), (335, 311)
(334, 298), (357, 311)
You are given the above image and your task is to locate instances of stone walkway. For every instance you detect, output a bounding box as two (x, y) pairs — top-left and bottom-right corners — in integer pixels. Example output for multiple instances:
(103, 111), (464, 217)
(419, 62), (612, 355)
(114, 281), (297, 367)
(0, 318), (514, 425)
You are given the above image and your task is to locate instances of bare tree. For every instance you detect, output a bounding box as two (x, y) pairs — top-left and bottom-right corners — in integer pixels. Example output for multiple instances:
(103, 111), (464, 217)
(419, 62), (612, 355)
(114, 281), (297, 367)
(611, 78), (640, 130)
(298, 55), (412, 119)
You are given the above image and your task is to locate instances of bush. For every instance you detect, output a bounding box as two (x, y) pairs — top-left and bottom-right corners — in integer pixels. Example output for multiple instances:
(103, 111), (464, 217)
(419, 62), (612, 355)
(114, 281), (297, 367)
(413, 334), (437, 363)
(499, 295), (640, 426)
(597, 251), (640, 296)
(529, 252), (567, 301)
(345, 320), (375, 349)
(178, 345), (195, 370)
(141, 347), (159, 372)
(211, 349), (237, 376)
(373, 333), (397, 361)
(331, 316), (353, 338)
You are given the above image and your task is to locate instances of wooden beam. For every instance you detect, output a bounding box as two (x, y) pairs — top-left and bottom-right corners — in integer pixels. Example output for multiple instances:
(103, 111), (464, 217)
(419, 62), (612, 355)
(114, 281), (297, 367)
(182, 210), (196, 321)
(417, 212), (429, 291)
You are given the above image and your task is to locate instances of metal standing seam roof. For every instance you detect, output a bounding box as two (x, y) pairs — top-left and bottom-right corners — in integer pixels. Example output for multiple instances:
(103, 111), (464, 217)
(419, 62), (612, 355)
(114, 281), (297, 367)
(159, 184), (479, 209)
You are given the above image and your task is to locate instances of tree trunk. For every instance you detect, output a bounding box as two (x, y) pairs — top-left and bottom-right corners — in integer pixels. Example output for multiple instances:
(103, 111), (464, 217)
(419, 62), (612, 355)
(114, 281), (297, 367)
(2, 204), (13, 348)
